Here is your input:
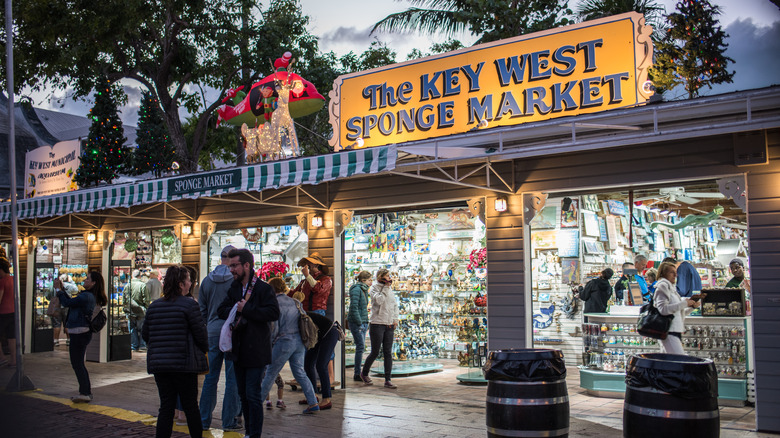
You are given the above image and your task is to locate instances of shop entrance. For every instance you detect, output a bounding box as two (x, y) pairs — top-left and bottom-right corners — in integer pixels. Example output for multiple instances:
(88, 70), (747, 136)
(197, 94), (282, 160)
(342, 206), (489, 384)
(31, 237), (89, 353)
(527, 178), (753, 405)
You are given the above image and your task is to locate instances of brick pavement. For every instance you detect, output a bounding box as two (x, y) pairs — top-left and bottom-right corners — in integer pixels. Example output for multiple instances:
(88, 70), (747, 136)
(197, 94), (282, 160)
(0, 347), (769, 437)
(0, 391), (190, 438)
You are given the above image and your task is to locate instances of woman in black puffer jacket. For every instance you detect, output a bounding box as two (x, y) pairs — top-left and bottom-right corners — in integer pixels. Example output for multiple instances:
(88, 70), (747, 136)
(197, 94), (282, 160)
(142, 265), (208, 438)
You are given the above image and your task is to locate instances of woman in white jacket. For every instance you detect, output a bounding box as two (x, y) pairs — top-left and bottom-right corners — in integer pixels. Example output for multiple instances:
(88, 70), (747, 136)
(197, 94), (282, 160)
(654, 261), (700, 354)
(359, 269), (399, 389)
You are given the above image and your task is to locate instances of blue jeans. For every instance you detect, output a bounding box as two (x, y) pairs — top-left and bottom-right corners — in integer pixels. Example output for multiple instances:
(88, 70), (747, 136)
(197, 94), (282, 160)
(260, 336), (317, 405)
(68, 331), (93, 396)
(305, 325), (340, 399)
(234, 365), (264, 438)
(129, 315), (146, 350)
(199, 336), (241, 429)
(349, 323), (368, 376)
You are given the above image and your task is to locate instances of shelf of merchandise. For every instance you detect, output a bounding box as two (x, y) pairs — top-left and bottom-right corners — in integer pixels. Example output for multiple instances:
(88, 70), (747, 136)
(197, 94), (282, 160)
(580, 313), (750, 405)
(32, 264), (56, 352)
(344, 209), (489, 379)
(108, 260), (132, 361)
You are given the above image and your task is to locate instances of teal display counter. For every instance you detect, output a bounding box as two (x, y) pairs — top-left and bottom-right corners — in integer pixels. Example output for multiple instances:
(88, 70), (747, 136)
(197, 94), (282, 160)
(455, 369), (488, 384)
(371, 361), (444, 376)
(579, 368), (747, 405)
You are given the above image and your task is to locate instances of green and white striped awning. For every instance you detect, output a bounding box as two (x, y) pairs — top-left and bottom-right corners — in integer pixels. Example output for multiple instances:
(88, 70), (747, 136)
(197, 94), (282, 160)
(1, 146), (396, 222)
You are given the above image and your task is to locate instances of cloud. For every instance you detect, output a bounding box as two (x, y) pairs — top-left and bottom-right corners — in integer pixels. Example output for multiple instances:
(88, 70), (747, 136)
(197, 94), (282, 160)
(319, 25), (420, 58)
(709, 18), (780, 94)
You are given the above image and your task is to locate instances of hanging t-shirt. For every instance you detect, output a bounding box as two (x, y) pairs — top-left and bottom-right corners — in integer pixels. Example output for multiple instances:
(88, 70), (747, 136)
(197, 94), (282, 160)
(0, 275), (15, 314)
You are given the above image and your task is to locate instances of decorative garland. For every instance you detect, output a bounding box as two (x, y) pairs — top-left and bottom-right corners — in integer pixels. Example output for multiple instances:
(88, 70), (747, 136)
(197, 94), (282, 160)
(242, 228), (263, 242)
(124, 239), (138, 252)
(161, 230), (176, 246)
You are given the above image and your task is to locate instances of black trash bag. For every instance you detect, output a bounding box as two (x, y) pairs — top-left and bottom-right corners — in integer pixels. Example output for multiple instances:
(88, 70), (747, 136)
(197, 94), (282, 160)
(625, 353), (718, 399)
(483, 349), (566, 382)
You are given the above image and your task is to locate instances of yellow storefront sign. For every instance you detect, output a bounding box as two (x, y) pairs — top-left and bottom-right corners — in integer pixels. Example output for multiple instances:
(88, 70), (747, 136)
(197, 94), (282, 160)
(328, 12), (654, 150)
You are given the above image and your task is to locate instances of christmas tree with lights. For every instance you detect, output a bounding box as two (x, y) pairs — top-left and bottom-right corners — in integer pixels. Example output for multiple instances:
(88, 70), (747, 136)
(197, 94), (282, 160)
(651, 0), (734, 99)
(130, 91), (175, 178)
(74, 78), (127, 187)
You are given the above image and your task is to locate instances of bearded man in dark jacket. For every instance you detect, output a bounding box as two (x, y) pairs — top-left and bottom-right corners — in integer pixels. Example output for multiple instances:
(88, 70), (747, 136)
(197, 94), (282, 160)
(579, 268), (614, 313)
(217, 248), (279, 438)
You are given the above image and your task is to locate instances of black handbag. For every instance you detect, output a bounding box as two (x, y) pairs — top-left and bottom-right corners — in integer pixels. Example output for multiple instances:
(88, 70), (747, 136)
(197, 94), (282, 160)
(636, 299), (674, 340)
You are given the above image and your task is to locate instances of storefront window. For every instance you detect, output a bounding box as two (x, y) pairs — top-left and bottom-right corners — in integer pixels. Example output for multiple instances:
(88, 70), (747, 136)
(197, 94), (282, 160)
(344, 207), (488, 371)
(208, 226), (308, 280)
(528, 180), (751, 397)
(31, 237), (89, 352)
(107, 228), (184, 361)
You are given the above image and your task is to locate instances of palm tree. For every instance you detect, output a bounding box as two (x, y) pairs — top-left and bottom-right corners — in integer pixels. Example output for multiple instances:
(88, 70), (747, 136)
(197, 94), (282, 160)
(370, 0), (467, 38)
(575, 0), (666, 34)
(371, 0), (573, 45)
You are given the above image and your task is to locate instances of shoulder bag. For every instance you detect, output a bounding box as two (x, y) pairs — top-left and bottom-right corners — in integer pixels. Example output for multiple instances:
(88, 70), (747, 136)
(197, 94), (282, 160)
(46, 295), (60, 316)
(636, 298), (674, 340)
(295, 300), (319, 349)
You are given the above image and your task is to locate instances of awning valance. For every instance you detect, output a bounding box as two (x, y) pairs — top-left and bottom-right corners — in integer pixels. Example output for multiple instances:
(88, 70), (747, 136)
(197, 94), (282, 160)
(1, 146), (396, 222)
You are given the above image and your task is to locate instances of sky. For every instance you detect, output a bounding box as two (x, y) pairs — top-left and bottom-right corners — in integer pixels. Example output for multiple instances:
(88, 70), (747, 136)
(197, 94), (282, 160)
(26, 0), (780, 126)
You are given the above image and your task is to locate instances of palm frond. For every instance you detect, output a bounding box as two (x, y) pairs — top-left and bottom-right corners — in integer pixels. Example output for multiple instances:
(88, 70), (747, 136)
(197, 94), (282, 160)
(371, 8), (466, 37)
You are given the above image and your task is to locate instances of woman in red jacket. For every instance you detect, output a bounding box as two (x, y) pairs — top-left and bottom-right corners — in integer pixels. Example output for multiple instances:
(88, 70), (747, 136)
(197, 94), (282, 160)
(290, 253), (332, 315)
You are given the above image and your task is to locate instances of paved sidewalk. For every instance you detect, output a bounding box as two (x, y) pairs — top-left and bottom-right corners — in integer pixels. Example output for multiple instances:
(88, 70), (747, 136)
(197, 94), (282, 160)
(0, 347), (770, 437)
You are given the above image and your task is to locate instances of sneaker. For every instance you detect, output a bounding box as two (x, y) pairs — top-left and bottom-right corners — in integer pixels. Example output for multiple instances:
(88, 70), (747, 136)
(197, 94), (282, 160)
(71, 394), (93, 403)
(265, 400), (273, 409)
(302, 405), (320, 414)
(384, 381), (397, 389)
(223, 424), (244, 432)
(276, 400), (286, 409)
(353, 374), (363, 382)
(0, 359), (8, 367)
(175, 419), (187, 426)
(360, 374), (373, 385)
(54, 340), (60, 346)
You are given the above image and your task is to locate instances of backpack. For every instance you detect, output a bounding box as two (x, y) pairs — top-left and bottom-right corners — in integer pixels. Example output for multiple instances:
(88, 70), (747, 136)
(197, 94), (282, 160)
(88, 303), (107, 333)
(295, 301), (319, 349)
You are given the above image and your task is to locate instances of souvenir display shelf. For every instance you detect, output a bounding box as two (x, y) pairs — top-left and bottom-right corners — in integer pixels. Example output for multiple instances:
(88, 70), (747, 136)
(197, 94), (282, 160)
(32, 264), (56, 352)
(580, 313), (750, 404)
(108, 259), (132, 361)
(343, 209), (488, 378)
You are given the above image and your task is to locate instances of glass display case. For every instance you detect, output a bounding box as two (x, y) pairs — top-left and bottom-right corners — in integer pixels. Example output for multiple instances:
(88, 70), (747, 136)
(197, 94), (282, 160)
(32, 263), (56, 352)
(580, 313), (750, 404)
(109, 259), (132, 361)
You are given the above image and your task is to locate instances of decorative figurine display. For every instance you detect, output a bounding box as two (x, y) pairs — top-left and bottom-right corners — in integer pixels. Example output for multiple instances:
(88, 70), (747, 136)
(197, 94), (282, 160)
(217, 52), (325, 163)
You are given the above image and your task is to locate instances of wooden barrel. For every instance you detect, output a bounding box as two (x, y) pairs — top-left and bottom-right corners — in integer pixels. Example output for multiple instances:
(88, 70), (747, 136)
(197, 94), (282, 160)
(623, 353), (719, 438)
(484, 349), (569, 438)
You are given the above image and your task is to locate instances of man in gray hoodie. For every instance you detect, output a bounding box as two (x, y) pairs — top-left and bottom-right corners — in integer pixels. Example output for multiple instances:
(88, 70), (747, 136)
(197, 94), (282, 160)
(199, 245), (242, 432)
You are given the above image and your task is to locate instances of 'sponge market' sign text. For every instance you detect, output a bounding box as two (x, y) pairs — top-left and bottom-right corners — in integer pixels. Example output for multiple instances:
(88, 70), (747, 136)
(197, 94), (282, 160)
(328, 13), (654, 150)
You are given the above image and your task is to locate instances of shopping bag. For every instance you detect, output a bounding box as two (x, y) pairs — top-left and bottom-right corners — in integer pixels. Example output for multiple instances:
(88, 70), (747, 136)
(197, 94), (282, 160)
(219, 303), (240, 353)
